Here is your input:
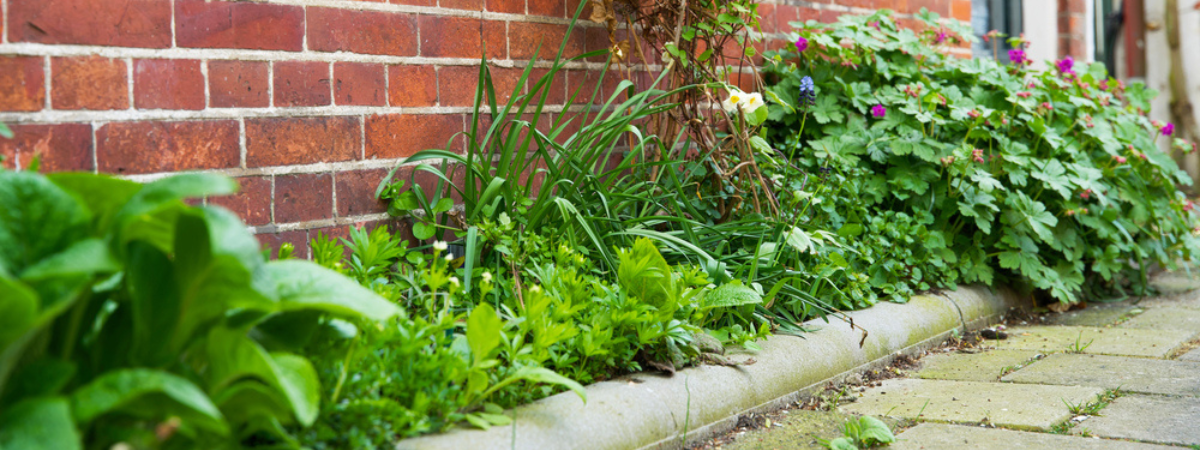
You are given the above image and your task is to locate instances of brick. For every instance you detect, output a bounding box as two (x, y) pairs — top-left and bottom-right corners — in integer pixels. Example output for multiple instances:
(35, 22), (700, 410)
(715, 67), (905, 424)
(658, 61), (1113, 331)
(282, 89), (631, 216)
(529, 68), (567, 105)
(0, 124), (93, 172)
(440, 0), (484, 10)
(420, 16), (506, 60)
(511, 22), (580, 60)
(528, 0), (565, 17)
(488, 0), (525, 13)
(246, 116), (360, 167)
(274, 173), (333, 223)
(365, 114), (463, 159)
(307, 8), (417, 57)
(388, 65), (438, 107)
(392, 0), (437, 7)
(51, 56), (128, 111)
(134, 59), (205, 110)
(336, 168), (390, 217)
(0, 56), (45, 112)
(97, 121), (239, 174)
(256, 230), (310, 260)
(8, 0), (171, 48)
(209, 60), (269, 108)
(438, 65), (522, 106)
(334, 63), (387, 106)
(208, 176), (272, 226)
(274, 61), (332, 107)
(176, 0), (304, 51)
(951, 0), (971, 21)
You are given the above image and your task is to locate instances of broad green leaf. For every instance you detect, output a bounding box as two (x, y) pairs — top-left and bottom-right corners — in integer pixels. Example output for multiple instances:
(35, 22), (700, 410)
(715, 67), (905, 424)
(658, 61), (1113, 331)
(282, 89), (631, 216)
(18, 238), (119, 282)
(705, 281), (764, 307)
(827, 437), (857, 450)
(255, 260), (400, 322)
(413, 221), (437, 240)
(1, 360), (75, 405)
(48, 173), (141, 234)
(0, 275), (37, 351)
(466, 303), (502, 365)
(205, 328), (319, 427)
(0, 397), (81, 450)
(268, 353), (321, 427)
(69, 368), (227, 434)
(111, 173), (237, 252)
(857, 416), (895, 444)
(0, 171), (89, 274)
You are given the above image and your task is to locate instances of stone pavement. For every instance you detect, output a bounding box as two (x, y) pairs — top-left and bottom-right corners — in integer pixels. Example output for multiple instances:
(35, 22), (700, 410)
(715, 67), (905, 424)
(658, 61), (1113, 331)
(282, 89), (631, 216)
(720, 274), (1200, 450)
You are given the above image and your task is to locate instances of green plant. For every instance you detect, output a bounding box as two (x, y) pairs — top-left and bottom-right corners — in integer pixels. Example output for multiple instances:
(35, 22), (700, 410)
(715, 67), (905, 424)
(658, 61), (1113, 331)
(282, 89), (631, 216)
(821, 415), (896, 450)
(762, 9), (1200, 304)
(1063, 388), (1123, 416)
(0, 170), (399, 449)
(1068, 331), (1095, 353)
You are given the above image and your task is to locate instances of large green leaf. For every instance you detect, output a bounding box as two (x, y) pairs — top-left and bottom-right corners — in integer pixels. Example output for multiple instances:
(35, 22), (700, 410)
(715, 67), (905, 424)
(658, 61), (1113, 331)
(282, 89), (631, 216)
(110, 173), (237, 253)
(0, 275), (37, 351)
(48, 173), (141, 234)
(254, 260), (400, 322)
(0, 397), (81, 450)
(704, 281), (764, 308)
(466, 303), (502, 365)
(125, 242), (181, 366)
(68, 369), (227, 434)
(204, 328), (320, 428)
(18, 238), (119, 282)
(0, 171), (89, 274)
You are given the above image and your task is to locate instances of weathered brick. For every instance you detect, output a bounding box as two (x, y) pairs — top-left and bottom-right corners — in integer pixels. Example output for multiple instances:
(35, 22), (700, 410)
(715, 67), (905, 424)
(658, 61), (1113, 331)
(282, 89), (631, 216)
(274, 173), (333, 223)
(950, 0), (971, 21)
(387, 65), (438, 107)
(334, 62), (387, 106)
(366, 114), (463, 159)
(308, 8), (418, 57)
(336, 168), (390, 217)
(0, 124), (93, 172)
(391, 0), (437, 7)
(8, 0), (171, 48)
(208, 176), (273, 226)
(209, 60), (269, 108)
(488, 0), (525, 13)
(97, 121), (239, 174)
(440, 0), (484, 11)
(176, 0), (304, 51)
(246, 116), (360, 167)
(134, 59), (205, 110)
(0, 56), (45, 112)
(438, 65), (522, 106)
(529, 68), (567, 105)
(274, 61), (332, 107)
(419, 16), (506, 60)
(511, 22), (581, 59)
(528, 0), (565, 17)
(256, 230), (310, 260)
(51, 56), (128, 110)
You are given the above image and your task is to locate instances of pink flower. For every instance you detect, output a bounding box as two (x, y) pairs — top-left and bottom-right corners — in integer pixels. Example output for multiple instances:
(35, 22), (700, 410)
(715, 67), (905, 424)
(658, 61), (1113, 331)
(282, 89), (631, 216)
(795, 36), (809, 53)
(968, 110), (980, 119)
(972, 149), (985, 163)
(1163, 122), (1175, 136)
(871, 104), (887, 118)
(1056, 56), (1075, 75)
(1080, 189), (1093, 200)
(1113, 155), (1127, 164)
(1016, 91), (1032, 98)
(1041, 102), (1053, 110)
(936, 30), (948, 44)
(1008, 48), (1029, 66)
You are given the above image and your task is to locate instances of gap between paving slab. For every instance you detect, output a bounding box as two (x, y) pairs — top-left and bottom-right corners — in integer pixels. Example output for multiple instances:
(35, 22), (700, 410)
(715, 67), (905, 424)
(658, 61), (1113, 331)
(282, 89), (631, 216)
(396, 286), (1024, 450)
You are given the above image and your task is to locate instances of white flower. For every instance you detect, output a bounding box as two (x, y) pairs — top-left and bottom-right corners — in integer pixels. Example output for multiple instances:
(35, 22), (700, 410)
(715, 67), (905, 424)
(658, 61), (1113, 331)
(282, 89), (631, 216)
(432, 241), (448, 252)
(481, 272), (493, 282)
(448, 276), (460, 285)
(444, 254), (454, 262)
(722, 90), (746, 113)
(530, 285), (542, 293)
(740, 92), (764, 113)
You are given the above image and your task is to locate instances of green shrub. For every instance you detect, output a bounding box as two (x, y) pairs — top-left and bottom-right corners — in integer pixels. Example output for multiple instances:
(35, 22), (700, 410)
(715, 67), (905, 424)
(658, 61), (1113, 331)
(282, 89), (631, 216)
(760, 9), (1199, 302)
(0, 171), (399, 449)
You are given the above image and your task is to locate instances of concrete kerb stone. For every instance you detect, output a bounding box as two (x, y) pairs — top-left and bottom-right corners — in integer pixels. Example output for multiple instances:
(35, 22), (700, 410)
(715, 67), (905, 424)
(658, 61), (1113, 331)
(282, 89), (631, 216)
(396, 286), (1025, 450)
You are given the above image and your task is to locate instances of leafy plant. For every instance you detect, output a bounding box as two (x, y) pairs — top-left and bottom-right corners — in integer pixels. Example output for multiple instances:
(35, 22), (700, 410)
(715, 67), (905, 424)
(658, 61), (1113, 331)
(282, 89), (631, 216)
(822, 416), (896, 450)
(0, 170), (400, 449)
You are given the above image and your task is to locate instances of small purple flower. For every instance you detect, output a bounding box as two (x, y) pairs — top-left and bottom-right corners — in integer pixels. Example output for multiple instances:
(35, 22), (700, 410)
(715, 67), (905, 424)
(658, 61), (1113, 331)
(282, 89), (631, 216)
(1163, 122), (1175, 136)
(1056, 56), (1075, 74)
(1008, 48), (1028, 66)
(871, 104), (886, 118)
(936, 30), (947, 44)
(795, 36), (809, 53)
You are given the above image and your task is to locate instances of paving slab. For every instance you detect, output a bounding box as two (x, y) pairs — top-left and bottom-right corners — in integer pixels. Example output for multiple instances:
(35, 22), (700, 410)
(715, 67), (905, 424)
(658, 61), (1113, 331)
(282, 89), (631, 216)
(1149, 271), (1200, 295)
(1118, 307), (1200, 332)
(991, 326), (1195, 358)
(1086, 395), (1200, 446)
(838, 378), (1102, 431)
(1001, 353), (1200, 396)
(723, 411), (878, 450)
(915, 349), (1044, 382)
(1042, 305), (1139, 327)
(1179, 348), (1200, 362)
(891, 423), (1184, 450)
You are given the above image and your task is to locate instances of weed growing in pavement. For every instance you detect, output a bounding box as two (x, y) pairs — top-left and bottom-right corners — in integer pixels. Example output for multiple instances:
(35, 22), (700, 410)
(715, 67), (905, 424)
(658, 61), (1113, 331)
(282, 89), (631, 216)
(1068, 331), (1095, 353)
(820, 416), (896, 450)
(1063, 388), (1124, 416)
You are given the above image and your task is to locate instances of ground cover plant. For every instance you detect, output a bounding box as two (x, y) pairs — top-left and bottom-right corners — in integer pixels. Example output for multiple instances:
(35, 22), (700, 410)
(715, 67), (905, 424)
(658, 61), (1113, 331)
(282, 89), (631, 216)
(759, 9), (1200, 303)
(0, 170), (400, 449)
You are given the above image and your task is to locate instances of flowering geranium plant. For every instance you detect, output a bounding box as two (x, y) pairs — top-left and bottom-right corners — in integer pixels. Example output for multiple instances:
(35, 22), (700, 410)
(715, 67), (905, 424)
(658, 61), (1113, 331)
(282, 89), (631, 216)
(762, 8), (1199, 303)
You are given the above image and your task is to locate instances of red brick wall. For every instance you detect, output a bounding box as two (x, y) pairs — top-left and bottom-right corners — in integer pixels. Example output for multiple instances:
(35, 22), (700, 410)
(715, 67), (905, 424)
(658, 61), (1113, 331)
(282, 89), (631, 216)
(1058, 0), (1088, 59)
(0, 0), (965, 256)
